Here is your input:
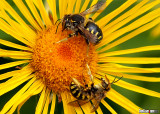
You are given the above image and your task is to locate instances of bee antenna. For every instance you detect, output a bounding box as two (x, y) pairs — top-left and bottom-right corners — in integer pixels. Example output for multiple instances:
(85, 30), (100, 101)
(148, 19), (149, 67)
(55, 21), (61, 34)
(95, 76), (101, 80)
(111, 76), (123, 84)
(55, 19), (61, 25)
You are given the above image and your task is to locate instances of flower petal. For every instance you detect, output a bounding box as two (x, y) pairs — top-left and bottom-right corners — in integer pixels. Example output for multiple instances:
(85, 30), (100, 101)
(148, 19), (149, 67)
(0, 60), (29, 70)
(50, 93), (56, 114)
(101, 100), (117, 114)
(0, 39), (32, 51)
(0, 77), (36, 113)
(12, 0), (41, 31)
(112, 77), (160, 98)
(101, 0), (149, 32)
(7, 79), (43, 114)
(96, 0), (137, 27)
(0, 49), (32, 59)
(104, 71), (160, 82)
(42, 89), (51, 114)
(99, 57), (160, 64)
(75, 0), (82, 13)
(47, 0), (58, 22)
(0, 0), (36, 38)
(97, 16), (160, 51)
(61, 92), (76, 114)
(25, 0), (44, 28)
(35, 87), (47, 114)
(33, 0), (52, 27)
(67, 0), (77, 14)
(107, 89), (139, 113)
(99, 45), (160, 57)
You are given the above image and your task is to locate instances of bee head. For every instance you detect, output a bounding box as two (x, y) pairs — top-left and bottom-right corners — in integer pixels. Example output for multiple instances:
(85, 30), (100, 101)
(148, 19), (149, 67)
(62, 14), (71, 31)
(101, 77), (110, 91)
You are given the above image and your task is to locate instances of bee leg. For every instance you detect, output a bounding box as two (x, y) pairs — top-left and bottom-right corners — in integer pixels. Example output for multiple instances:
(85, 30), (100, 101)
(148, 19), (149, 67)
(86, 63), (94, 83)
(56, 32), (78, 43)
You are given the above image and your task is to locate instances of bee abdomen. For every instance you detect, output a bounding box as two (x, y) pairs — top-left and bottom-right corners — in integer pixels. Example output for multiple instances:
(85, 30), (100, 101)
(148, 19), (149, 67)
(85, 21), (103, 44)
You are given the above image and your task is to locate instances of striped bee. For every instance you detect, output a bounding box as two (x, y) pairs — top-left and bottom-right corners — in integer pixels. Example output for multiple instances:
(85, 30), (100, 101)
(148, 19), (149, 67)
(56, 0), (106, 47)
(69, 75), (122, 112)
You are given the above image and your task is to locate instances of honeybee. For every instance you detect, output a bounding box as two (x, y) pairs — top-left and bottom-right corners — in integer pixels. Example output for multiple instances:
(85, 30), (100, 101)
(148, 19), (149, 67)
(55, 0), (106, 47)
(69, 75), (122, 112)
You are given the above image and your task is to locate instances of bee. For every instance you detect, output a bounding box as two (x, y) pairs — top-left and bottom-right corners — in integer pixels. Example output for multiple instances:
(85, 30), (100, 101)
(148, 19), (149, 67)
(69, 75), (123, 112)
(55, 0), (106, 47)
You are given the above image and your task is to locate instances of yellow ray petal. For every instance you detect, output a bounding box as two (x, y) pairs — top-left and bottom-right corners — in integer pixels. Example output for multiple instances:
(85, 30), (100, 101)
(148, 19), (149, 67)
(0, 71), (33, 96)
(59, 0), (68, 19)
(67, 0), (76, 14)
(0, 77), (37, 114)
(0, 60), (29, 70)
(102, 0), (149, 32)
(61, 92), (76, 114)
(98, 8), (160, 50)
(35, 86), (47, 114)
(17, 82), (44, 114)
(50, 93), (56, 114)
(12, 0), (41, 31)
(103, 71), (160, 82)
(96, 107), (103, 114)
(0, 39), (32, 51)
(96, 0), (137, 27)
(107, 89), (139, 113)
(0, 64), (32, 81)
(101, 100), (117, 114)
(33, 0), (52, 27)
(47, 0), (58, 22)
(80, 0), (90, 13)
(81, 102), (95, 114)
(91, 0), (113, 20)
(99, 57), (160, 64)
(0, 0), (36, 38)
(0, 49), (32, 57)
(111, 76), (160, 98)
(98, 63), (160, 73)
(75, 0), (82, 13)
(102, 0), (159, 35)
(98, 67), (160, 73)
(0, 9), (35, 43)
(99, 45), (160, 57)
(6, 79), (43, 114)
(0, 18), (33, 47)
(97, 15), (160, 52)
(0, 70), (19, 80)
(42, 88), (51, 114)
(25, 0), (44, 28)
(151, 23), (160, 37)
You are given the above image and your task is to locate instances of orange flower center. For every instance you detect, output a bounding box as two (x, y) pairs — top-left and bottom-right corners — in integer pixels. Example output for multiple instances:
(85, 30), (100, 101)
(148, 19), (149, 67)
(31, 25), (98, 93)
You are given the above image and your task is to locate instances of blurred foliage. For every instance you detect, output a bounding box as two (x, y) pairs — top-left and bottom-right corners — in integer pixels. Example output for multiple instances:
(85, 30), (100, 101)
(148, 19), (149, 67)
(0, 0), (160, 114)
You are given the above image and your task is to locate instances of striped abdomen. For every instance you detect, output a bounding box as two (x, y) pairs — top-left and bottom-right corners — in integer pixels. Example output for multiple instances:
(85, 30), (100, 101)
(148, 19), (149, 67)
(70, 82), (89, 100)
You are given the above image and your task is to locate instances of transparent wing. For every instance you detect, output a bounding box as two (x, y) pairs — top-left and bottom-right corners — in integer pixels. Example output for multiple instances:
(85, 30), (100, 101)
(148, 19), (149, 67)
(68, 99), (90, 107)
(80, 0), (106, 16)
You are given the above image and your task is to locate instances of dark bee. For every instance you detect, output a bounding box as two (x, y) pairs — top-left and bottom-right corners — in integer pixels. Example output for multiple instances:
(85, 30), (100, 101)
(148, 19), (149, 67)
(56, 1), (106, 46)
(69, 75), (123, 112)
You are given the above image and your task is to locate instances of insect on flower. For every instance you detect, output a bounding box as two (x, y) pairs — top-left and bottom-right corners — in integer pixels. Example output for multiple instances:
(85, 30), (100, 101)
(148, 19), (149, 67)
(55, 0), (106, 55)
(69, 75), (123, 112)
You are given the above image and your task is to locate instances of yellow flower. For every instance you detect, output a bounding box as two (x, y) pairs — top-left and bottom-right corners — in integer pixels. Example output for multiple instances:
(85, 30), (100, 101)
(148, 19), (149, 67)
(0, 0), (160, 114)
(151, 23), (160, 37)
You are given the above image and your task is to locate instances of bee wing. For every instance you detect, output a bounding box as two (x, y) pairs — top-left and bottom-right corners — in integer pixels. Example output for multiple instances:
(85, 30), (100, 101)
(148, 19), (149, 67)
(78, 25), (97, 44)
(80, 0), (106, 16)
(90, 99), (101, 113)
(68, 99), (90, 107)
